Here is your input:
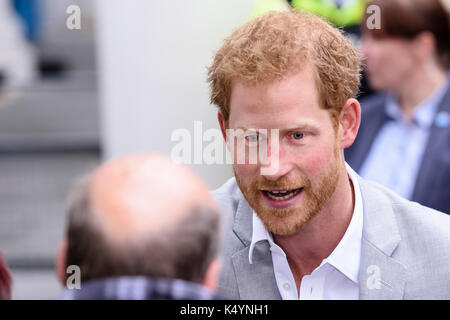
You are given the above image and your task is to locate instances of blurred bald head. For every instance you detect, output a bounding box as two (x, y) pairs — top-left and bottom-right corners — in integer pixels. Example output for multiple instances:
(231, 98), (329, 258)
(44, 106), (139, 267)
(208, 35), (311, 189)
(90, 153), (217, 243)
(61, 153), (221, 284)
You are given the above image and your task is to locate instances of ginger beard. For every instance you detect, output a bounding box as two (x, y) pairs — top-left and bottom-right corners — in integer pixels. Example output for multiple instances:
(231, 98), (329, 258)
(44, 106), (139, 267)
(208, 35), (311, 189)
(234, 140), (341, 236)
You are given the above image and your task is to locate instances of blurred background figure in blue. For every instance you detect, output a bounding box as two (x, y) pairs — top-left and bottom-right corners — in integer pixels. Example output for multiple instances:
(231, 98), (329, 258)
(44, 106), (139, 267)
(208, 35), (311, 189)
(345, 0), (450, 214)
(0, 0), (37, 91)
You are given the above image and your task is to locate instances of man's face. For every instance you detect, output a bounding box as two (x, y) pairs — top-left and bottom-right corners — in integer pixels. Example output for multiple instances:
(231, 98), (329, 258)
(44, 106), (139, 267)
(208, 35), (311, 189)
(226, 65), (342, 236)
(361, 33), (417, 91)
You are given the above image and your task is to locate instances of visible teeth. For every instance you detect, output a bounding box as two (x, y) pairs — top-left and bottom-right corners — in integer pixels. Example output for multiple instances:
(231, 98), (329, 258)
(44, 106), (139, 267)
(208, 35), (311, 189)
(266, 189), (300, 200)
(270, 190), (288, 194)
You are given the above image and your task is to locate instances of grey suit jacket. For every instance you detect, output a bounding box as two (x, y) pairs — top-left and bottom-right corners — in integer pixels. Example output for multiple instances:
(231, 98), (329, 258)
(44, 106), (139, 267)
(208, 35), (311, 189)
(212, 175), (450, 300)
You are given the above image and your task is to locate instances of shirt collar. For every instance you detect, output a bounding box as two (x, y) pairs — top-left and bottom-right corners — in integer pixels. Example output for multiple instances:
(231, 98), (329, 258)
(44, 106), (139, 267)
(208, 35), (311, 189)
(321, 163), (363, 283)
(385, 78), (449, 128)
(249, 208), (276, 265)
(248, 163), (363, 284)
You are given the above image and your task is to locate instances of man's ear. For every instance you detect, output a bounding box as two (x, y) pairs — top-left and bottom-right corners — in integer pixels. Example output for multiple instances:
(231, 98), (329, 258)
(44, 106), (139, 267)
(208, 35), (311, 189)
(339, 98), (361, 149)
(217, 111), (227, 141)
(56, 238), (68, 286)
(201, 259), (221, 293)
(412, 31), (436, 63)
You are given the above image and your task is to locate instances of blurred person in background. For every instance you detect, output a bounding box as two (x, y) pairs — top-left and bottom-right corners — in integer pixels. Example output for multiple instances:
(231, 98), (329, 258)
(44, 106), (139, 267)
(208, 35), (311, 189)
(0, 253), (11, 300)
(345, 0), (450, 214)
(0, 0), (36, 89)
(56, 154), (221, 300)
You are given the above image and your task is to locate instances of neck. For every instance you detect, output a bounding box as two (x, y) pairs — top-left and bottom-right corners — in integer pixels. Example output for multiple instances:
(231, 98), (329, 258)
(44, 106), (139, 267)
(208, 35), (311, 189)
(395, 64), (447, 119)
(273, 162), (355, 278)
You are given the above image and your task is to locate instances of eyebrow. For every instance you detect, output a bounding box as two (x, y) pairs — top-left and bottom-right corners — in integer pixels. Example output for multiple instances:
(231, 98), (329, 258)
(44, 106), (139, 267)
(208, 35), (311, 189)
(235, 122), (321, 132)
(283, 123), (321, 132)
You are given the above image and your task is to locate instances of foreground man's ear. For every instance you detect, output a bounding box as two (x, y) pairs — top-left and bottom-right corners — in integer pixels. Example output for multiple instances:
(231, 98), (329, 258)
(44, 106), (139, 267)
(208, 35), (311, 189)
(339, 98), (361, 149)
(56, 238), (68, 286)
(202, 258), (221, 293)
(217, 111), (227, 142)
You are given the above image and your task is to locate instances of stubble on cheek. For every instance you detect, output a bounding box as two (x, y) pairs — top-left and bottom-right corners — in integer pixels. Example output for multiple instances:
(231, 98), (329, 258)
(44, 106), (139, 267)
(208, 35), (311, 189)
(233, 144), (341, 236)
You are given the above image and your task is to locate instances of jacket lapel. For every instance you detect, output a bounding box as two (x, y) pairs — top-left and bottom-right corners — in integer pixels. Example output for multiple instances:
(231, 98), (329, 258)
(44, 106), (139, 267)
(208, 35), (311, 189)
(231, 244), (281, 299)
(358, 177), (406, 299)
(411, 83), (450, 204)
(358, 239), (406, 299)
(231, 197), (281, 299)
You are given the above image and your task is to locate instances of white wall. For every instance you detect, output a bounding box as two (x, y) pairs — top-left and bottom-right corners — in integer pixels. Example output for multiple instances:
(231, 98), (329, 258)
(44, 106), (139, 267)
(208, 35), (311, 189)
(95, 0), (255, 188)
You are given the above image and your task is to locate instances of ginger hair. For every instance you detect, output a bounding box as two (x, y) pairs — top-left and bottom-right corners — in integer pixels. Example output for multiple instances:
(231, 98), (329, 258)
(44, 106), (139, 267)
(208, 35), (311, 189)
(207, 10), (361, 125)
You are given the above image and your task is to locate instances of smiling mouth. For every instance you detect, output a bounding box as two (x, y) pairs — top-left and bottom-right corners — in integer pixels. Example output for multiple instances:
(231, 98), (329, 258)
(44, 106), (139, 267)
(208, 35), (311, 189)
(262, 188), (303, 200)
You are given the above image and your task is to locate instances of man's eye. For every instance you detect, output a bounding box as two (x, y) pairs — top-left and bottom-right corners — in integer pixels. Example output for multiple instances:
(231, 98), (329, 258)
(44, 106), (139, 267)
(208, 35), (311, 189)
(292, 132), (304, 140)
(246, 135), (259, 142)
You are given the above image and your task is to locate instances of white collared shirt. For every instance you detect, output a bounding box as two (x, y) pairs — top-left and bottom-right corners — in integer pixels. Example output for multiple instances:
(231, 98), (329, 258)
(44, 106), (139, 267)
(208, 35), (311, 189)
(248, 163), (363, 300)
(360, 79), (449, 199)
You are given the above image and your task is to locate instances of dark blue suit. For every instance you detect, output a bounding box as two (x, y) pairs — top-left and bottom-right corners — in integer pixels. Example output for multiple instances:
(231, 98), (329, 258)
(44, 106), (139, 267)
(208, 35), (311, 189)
(345, 84), (450, 215)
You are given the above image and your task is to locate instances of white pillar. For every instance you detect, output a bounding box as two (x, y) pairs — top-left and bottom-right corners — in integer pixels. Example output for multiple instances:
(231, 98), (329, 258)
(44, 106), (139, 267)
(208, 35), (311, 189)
(95, 0), (254, 188)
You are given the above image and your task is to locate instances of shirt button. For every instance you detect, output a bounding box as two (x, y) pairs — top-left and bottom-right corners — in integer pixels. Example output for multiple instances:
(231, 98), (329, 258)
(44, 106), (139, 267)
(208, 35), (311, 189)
(283, 282), (291, 291)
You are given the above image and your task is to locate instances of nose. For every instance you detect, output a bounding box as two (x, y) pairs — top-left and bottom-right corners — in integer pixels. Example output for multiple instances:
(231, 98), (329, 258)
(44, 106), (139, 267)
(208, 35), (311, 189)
(260, 142), (293, 181)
